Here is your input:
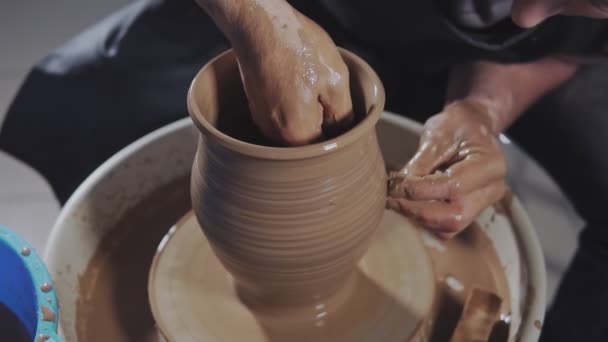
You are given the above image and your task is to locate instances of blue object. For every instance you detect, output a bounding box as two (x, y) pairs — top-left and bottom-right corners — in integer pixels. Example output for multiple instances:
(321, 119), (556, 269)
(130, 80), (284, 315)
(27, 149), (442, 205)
(0, 225), (61, 341)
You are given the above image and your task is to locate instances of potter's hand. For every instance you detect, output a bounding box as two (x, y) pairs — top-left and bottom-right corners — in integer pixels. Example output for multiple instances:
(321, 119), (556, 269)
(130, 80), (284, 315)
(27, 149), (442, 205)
(233, 7), (353, 145)
(197, 0), (353, 145)
(388, 99), (507, 239)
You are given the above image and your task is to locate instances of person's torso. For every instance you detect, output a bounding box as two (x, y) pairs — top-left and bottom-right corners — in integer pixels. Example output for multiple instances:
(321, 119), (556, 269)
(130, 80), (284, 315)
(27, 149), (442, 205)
(314, 0), (608, 67)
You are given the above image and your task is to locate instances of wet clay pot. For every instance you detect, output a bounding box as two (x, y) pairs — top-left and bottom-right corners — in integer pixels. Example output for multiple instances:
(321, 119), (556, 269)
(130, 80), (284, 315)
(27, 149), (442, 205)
(188, 49), (387, 306)
(147, 50), (516, 342)
(149, 50), (440, 341)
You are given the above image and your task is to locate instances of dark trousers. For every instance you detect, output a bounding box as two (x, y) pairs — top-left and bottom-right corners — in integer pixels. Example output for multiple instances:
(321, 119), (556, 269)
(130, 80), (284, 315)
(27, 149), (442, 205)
(0, 0), (605, 340)
(509, 62), (608, 341)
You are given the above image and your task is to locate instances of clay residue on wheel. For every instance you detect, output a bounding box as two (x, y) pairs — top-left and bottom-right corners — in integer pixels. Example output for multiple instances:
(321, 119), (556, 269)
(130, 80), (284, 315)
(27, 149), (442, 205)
(493, 190), (514, 218)
(41, 305), (55, 322)
(75, 177), (191, 342)
(425, 223), (512, 342)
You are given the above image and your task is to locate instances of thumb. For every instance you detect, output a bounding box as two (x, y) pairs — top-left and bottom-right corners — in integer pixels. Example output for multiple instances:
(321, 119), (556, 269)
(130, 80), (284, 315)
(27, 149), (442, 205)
(389, 139), (460, 198)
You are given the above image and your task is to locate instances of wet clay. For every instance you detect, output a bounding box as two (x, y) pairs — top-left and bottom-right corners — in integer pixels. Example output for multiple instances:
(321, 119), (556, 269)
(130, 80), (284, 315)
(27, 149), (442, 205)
(72, 183), (511, 342)
(149, 210), (511, 341)
(149, 210), (434, 341)
(147, 47), (511, 341)
(494, 190), (515, 218)
(423, 223), (512, 342)
(75, 177), (191, 342)
(75, 47), (511, 341)
(189, 49), (387, 307)
(40, 283), (52, 293)
(36, 334), (50, 342)
(449, 288), (503, 341)
(41, 305), (55, 322)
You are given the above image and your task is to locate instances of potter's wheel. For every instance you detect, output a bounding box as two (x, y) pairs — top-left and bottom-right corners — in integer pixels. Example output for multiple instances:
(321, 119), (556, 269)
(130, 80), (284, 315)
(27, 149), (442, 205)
(149, 211), (434, 341)
(45, 114), (547, 342)
(149, 209), (510, 342)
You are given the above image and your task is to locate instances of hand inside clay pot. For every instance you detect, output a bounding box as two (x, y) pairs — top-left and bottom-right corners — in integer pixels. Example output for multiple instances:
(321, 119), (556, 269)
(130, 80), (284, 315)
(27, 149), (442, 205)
(197, 0), (507, 242)
(388, 99), (508, 240)
(197, 0), (354, 146)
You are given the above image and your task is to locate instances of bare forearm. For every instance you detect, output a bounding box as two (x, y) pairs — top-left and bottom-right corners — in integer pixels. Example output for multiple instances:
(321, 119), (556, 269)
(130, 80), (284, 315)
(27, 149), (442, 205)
(447, 58), (580, 133)
(196, 0), (243, 36)
(196, 0), (293, 40)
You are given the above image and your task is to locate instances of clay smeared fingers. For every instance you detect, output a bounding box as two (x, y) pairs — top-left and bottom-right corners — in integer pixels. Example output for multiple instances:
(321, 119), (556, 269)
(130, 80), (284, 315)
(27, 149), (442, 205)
(398, 152), (506, 201)
(394, 198), (469, 234)
(388, 139), (459, 198)
(319, 84), (354, 137)
(396, 138), (462, 180)
(393, 181), (506, 237)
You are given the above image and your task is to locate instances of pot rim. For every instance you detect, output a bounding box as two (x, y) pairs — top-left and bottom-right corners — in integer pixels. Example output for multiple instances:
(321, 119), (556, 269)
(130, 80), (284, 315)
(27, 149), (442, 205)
(187, 48), (386, 160)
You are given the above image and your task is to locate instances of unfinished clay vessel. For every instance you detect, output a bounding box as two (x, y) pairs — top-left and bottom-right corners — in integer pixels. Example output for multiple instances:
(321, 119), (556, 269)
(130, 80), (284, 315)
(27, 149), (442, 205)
(189, 49), (386, 304)
(149, 50), (434, 341)
(147, 50), (512, 341)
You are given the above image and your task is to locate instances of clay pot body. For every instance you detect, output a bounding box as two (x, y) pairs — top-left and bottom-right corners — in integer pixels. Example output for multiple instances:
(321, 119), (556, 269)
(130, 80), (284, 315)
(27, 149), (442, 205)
(189, 50), (386, 306)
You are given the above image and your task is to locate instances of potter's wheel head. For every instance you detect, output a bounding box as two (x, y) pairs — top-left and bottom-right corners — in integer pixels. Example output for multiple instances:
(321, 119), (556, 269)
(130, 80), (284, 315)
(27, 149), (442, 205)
(47, 112), (543, 342)
(148, 211), (436, 342)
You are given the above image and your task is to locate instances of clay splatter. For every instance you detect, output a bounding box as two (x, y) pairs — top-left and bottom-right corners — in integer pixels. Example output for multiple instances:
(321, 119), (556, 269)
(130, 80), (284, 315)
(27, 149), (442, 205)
(36, 334), (50, 342)
(40, 283), (53, 292)
(41, 305), (55, 322)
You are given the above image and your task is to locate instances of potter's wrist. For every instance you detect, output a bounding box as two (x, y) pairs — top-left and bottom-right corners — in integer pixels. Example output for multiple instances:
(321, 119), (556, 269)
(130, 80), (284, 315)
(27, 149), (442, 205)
(449, 97), (507, 135)
(216, 0), (298, 48)
(196, 0), (243, 38)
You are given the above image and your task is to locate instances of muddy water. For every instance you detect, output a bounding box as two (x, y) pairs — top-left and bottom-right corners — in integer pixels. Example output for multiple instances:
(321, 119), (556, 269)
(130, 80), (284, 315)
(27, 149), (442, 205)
(75, 177), (190, 342)
(74, 174), (510, 341)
